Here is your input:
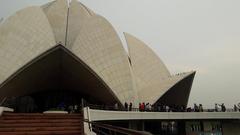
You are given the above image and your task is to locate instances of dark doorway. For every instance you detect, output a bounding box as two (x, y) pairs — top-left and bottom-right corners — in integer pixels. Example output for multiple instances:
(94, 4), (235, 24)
(31, 90), (108, 112)
(0, 45), (120, 112)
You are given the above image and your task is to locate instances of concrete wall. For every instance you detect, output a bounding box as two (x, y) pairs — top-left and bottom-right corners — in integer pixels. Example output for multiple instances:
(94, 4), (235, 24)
(87, 108), (240, 121)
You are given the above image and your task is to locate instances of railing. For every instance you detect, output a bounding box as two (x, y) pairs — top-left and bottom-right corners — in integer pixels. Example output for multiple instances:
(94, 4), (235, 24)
(86, 103), (237, 113)
(84, 120), (152, 135)
(0, 97), (19, 109)
(0, 97), (7, 106)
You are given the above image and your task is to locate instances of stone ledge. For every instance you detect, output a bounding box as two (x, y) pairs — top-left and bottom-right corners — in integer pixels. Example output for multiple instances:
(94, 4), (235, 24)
(0, 106), (14, 116)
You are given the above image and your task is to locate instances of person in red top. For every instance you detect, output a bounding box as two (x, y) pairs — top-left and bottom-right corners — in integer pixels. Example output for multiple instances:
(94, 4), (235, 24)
(141, 102), (145, 112)
(139, 103), (141, 111)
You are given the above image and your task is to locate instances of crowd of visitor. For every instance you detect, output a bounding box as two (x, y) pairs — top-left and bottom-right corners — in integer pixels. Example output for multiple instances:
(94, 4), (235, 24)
(121, 102), (240, 112)
(123, 102), (188, 112)
(214, 103), (226, 112)
(233, 104), (240, 112)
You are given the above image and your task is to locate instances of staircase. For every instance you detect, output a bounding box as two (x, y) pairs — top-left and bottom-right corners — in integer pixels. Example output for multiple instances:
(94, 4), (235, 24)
(0, 112), (83, 135)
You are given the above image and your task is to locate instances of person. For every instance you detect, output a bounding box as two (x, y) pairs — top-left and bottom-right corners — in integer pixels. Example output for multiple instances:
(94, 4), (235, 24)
(199, 104), (203, 112)
(74, 105), (78, 113)
(129, 102), (132, 111)
(166, 105), (170, 112)
(238, 103), (240, 112)
(234, 104), (238, 112)
(124, 102), (128, 111)
(221, 103), (226, 112)
(114, 103), (119, 111)
(181, 105), (185, 112)
(194, 103), (199, 112)
(186, 107), (192, 112)
(143, 102), (146, 111)
(149, 104), (152, 112)
(140, 103), (144, 112)
(139, 103), (141, 111)
(68, 105), (74, 113)
(146, 103), (150, 111)
(215, 103), (219, 112)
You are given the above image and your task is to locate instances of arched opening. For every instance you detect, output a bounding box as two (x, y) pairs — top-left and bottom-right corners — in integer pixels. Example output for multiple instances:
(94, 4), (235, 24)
(0, 45), (120, 112)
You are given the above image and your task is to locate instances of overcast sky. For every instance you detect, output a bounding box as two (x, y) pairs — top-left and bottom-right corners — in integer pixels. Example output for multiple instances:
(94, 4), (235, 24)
(0, 0), (240, 108)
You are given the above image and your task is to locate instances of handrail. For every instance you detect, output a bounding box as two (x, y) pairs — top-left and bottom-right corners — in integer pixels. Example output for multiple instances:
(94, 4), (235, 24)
(84, 120), (152, 135)
(0, 97), (7, 106)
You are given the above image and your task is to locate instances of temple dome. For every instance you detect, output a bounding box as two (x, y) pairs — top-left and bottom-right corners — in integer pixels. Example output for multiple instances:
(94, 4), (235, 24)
(0, 0), (195, 106)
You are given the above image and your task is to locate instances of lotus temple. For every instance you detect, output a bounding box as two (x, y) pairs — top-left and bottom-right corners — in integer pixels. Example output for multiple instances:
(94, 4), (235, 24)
(0, 0), (239, 135)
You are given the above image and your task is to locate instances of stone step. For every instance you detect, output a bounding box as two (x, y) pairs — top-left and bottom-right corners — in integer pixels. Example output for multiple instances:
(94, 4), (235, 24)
(2, 113), (82, 117)
(0, 119), (82, 124)
(0, 122), (81, 128)
(0, 126), (82, 132)
(0, 130), (82, 135)
(0, 113), (84, 135)
(1, 116), (82, 120)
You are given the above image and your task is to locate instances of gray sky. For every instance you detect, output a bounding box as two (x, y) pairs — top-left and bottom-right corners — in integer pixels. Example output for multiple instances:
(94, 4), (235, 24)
(0, 0), (240, 108)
